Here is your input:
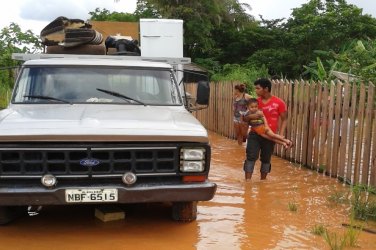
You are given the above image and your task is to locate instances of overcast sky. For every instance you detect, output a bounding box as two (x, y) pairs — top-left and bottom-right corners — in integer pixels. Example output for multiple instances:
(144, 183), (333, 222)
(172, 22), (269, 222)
(0, 0), (375, 35)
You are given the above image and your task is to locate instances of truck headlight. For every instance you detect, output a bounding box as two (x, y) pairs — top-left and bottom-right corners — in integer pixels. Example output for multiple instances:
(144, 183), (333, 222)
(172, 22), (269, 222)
(180, 148), (205, 172)
(181, 148), (205, 160)
(181, 161), (204, 172)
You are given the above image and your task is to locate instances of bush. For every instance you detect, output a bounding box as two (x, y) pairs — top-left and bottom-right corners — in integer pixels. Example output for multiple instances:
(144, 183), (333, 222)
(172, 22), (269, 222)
(0, 84), (12, 109)
(210, 63), (269, 96)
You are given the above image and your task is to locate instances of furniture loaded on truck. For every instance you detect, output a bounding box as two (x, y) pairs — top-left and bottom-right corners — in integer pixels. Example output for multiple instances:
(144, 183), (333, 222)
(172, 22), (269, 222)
(0, 50), (216, 224)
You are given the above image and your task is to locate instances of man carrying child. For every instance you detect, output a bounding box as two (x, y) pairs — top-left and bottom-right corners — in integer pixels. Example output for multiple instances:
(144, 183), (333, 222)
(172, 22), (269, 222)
(243, 98), (292, 148)
(242, 78), (290, 180)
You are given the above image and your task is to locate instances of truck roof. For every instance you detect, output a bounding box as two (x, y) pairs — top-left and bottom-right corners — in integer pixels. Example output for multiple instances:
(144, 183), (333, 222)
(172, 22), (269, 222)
(22, 58), (173, 69)
(12, 53), (191, 66)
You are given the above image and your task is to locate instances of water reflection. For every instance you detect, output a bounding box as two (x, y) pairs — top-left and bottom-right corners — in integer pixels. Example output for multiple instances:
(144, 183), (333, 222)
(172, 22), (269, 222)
(196, 205), (246, 250)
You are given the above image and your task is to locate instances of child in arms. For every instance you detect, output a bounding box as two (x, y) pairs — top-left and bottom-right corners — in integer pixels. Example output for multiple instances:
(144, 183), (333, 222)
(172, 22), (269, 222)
(242, 98), (293, 148)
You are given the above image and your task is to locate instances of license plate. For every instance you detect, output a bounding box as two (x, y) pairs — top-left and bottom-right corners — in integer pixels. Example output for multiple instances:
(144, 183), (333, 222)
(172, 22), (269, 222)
(65, 188), (118, 203)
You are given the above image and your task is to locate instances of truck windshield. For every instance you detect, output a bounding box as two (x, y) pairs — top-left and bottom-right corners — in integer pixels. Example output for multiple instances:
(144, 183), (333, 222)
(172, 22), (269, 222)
(12, 66), (182, 105)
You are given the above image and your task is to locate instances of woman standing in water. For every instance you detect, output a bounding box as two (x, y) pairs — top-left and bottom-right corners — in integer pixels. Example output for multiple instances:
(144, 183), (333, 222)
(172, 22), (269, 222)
(233, 84), (251, 145)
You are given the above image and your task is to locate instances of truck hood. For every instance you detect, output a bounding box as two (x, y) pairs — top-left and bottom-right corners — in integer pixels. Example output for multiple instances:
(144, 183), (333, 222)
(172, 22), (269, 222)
(0, 105), (208, 142)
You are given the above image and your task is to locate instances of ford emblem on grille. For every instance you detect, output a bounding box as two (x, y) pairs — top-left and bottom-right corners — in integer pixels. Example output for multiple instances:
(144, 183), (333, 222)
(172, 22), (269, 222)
(80, 158), (100, 167)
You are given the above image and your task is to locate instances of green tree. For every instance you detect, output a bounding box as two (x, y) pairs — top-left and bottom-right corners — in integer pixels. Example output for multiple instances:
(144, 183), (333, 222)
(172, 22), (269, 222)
(236, 19), (298, 78)
(98, 0), (376, 82)
(0, 23), (42, 87)
(247, 48), (296, 77)
(134, 0), (160, 18)
(210, 63), (268, 94)
(284, 0), (376, 78)
(89, 8), (138, 22)
(144, 0), (254, 59)
(335, 40), (376, 84)
(0, 23), (41, 107)
(304, 40), (376, 83)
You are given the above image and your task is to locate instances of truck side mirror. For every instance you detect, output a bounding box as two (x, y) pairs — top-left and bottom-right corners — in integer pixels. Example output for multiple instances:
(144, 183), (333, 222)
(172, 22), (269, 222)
(196, 81), (210, 105)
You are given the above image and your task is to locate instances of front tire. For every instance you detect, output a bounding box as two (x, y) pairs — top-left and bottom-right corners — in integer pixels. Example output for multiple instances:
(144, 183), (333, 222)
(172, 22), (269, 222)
(172, 201), (197, 222)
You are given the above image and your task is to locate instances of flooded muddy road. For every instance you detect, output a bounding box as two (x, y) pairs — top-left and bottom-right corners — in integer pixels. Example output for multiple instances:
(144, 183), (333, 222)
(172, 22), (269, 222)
(1, 132), (375, 250)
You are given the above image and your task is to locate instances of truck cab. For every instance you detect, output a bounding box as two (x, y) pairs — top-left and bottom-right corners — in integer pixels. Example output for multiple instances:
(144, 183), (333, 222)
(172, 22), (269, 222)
(0, 53), (216, 224)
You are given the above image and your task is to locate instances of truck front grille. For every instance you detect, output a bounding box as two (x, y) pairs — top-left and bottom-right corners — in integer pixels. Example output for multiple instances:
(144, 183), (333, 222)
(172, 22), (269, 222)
(0, 144), (179, 177)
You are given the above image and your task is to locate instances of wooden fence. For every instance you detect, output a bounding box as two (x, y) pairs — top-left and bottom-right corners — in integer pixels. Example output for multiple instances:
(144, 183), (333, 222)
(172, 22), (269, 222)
(187, 80), (376, 187)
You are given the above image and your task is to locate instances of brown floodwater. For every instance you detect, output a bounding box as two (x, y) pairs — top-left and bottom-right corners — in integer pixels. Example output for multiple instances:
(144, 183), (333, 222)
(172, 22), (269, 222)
(0, 132), (375, 250)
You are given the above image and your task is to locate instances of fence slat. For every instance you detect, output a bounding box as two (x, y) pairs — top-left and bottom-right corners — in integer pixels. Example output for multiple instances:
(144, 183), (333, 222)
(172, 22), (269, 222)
(319, 84), (329, 172)
(274, 81), (282, 156)
(354, 83), (366, 184)
(338, 82), (351, 181)
(291, 80), (299, 163)
(370, 110), (376, 186)
(313, 82), (323, 170)
(296, 81), (305, 163)
(326, 82), (336, 176)
(346, 84), (358, 182)
(331, 82), (343, 177)
(361, 84), (374, 184)
(281, 81), (288, 157)
(286, 80), (293, 160)
(307, 81), (316, 168)
(230, 82), (235, 138)
(302, 82), (310, 165)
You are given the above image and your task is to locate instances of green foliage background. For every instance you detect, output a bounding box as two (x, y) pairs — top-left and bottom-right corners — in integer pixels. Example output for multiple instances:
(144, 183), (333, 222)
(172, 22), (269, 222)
(1, 0), (376, 107)
(0, 23), (42, 108)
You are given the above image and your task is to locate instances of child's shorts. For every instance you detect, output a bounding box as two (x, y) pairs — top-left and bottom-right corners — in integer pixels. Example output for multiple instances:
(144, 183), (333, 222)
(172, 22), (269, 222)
(252, 125), (266, 135)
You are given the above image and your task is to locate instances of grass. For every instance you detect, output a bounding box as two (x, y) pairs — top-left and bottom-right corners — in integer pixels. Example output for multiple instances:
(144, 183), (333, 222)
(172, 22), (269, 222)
(311, 220), (361, 249)
(322, 229), (347, 250)
(346, 223), (361, 247)
(321, 225), (361, 249)
(317, 185), (372, 249)
(318, 165), (326, 173)
(311, 224), (326, 236)
(327, 191), (348, 204)
(351, 184), (376, 221)
(288, 201), (298, 212)
(326, 185), (376, 222)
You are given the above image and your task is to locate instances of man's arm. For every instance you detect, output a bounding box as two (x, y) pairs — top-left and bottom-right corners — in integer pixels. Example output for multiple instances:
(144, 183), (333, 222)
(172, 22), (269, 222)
(279, 111), (287, 136)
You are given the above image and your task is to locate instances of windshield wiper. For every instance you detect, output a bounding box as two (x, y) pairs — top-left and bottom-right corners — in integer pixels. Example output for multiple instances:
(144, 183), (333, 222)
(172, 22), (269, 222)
(24, 95), (71, 104)
(96, 88), (146, 106)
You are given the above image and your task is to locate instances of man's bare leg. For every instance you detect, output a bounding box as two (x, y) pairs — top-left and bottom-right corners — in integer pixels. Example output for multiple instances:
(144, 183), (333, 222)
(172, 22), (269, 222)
(260, 172), (268, 180)
(245, 172), (252, 180)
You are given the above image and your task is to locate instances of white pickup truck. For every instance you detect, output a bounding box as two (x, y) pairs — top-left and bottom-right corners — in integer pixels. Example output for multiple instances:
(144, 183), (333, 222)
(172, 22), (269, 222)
(0, 53), (216, 224)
